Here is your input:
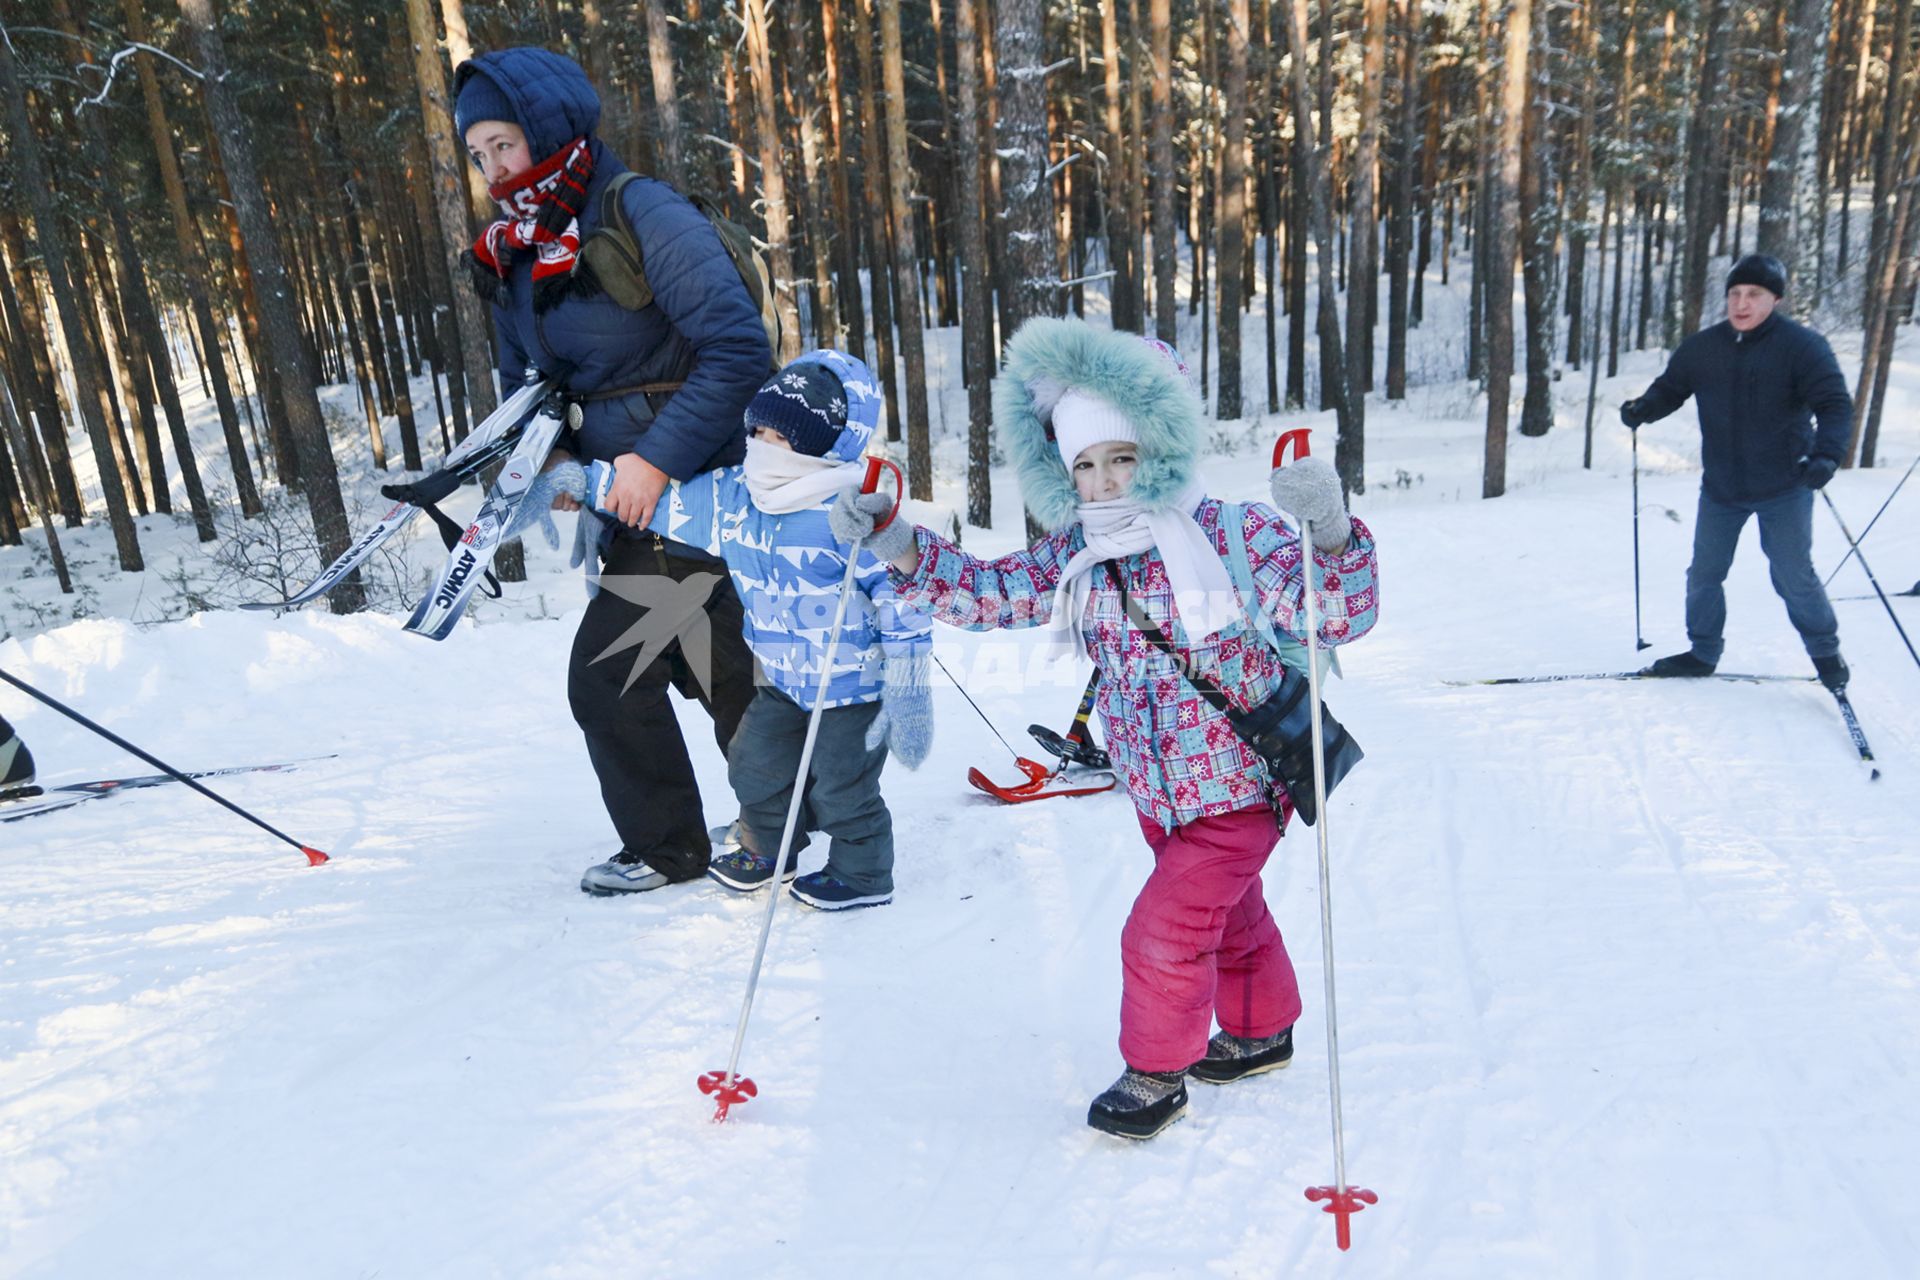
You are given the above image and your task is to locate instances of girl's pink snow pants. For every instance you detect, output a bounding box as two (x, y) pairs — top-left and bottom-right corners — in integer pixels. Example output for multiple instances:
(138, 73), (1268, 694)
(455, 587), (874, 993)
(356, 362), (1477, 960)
(1119, 805), (1302, 1073)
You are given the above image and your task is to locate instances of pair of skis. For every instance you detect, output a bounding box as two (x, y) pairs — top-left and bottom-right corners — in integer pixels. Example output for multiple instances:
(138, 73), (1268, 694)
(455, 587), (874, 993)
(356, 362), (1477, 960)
(1, 757), (333, 824)
(243, 377), (557, 631)
(1450, 669), (1879, 779)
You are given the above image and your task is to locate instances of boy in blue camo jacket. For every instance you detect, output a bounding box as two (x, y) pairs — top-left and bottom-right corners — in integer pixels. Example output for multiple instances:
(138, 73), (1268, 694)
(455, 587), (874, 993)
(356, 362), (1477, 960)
(584, 350), (933, 910)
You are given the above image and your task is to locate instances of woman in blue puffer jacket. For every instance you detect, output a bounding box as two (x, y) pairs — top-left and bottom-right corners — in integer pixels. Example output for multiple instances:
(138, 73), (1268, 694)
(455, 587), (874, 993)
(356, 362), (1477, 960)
(453, 47), (770, 895)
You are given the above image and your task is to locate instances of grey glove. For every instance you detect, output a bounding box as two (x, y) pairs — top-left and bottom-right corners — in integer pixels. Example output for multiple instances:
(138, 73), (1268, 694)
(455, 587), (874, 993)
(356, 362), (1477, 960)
(864, 652), (933, 769)
(828, 488), (918, 563)
(504, 460), (588, 549)
(1268, 456), (1354, 553)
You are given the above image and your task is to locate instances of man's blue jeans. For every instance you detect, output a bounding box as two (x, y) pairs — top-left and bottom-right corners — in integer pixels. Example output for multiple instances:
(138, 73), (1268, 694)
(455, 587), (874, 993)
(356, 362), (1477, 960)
(1685, 484), (1840, 663)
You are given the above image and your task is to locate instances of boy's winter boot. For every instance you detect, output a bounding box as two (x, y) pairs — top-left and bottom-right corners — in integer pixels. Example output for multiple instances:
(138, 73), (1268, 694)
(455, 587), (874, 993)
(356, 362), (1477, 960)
(1087, 1067), (1189, 1139)
(1641, 651), (1717, 678)
(788, 870), (891, 911)
(580, 849), (672, 895)
(0, 722), (36, 801)
(1813, 653), (1850, 691)
(709, 845), (802, 892)
(1187, 1026), (1294, 1085)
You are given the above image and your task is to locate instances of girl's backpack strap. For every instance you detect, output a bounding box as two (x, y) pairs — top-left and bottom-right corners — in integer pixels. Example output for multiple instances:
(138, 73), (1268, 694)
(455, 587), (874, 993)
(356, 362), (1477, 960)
(1221, 502), (1334, 681)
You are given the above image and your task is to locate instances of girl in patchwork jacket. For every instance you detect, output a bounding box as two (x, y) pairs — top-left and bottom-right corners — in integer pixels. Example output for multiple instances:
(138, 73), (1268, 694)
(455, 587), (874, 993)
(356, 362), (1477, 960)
(830, 319), (1380, 1138)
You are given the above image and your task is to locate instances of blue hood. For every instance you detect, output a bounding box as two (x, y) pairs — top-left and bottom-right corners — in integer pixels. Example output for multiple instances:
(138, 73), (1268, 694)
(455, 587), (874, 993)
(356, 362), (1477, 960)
(453, 48), (601, 161)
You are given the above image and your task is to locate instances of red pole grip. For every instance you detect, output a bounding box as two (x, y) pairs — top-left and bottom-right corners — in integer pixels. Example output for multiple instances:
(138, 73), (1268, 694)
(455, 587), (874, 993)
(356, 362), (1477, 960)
(860, 456), (905, 531)
(1273, 428), (1313, 469)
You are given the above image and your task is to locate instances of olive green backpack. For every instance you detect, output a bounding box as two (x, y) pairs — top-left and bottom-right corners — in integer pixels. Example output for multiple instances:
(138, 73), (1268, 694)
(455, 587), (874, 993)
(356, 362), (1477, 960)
(575, 172), (782, 372)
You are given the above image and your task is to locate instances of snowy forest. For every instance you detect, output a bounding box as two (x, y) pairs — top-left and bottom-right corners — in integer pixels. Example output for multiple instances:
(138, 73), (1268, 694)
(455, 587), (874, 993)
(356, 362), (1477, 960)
(3, 1), (1919, 1276)
(2, 0), (1917, 598)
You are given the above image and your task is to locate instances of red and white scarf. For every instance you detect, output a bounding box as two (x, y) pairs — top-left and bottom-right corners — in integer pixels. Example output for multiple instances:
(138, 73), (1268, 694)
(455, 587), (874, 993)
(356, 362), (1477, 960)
(469, 137), (594, 308)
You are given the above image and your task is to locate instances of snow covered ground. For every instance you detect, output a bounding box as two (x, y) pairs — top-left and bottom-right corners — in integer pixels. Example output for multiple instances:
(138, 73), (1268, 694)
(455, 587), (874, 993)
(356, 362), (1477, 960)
(3, 279), (1919, 1276)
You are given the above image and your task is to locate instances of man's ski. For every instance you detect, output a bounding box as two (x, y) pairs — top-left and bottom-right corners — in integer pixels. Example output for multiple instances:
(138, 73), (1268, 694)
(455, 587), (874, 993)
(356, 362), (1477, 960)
(967, 758), (1117, 803)
(403, 403), (568, 640)
(1834, 583), (1919, 602)
(0, 756), (335, 824)
(1444, 672), (1818, 686)
(242, 378), (552, 611)
(1828, 687), (1881, 780)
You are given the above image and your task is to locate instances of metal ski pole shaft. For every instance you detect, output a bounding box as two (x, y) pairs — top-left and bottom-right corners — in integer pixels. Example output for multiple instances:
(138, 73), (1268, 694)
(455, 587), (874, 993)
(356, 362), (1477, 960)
(1819, 490), (1920, 673)
(932, 653), (1023, 762)
(1271, 430), (1375, 1249)
(0, 667), (329, 865)
(700, 458), (903, 1123)
(1632, 430), (1650, 651)
(1821, 452), (1919, 588)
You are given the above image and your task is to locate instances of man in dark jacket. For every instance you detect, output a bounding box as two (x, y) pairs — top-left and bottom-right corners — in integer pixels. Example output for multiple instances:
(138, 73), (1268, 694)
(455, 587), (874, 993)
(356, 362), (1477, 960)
(1620, 254), (1853, 690)
(455, 48), (768, 893)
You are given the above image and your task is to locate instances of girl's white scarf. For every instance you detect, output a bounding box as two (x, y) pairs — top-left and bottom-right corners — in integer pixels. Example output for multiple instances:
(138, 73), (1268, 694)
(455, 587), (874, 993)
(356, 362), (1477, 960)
(743, 439), (866, 514)
(1047, 482), (1239, 662)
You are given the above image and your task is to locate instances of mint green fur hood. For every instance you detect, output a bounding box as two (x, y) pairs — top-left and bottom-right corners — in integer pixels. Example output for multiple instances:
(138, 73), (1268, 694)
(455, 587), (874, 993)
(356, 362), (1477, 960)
(993, 318), (1203, 532)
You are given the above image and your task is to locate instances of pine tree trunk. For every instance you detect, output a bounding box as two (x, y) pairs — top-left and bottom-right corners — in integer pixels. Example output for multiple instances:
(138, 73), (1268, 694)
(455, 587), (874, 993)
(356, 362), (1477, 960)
(642, 0), (689, 190)
(1484, 0), (1531, 499)
(1385, 0), (1417, 401)
(955, 0), (995, 526)
(1787, 0), (1834, 317)
(1150, 0), (1178, 342)
(180, 0), (361, 608)
(1217, 0), (1250, 420)
(123, 0), (260, 516)
(821, 0), (868, 360)
(743, 0), (807, 363)
(0, 35), (144, 570)
(1517, 4), (1557, 438)
(998, 0), (1063, 328)
(1345, 0), (1385, 486)
(0, 219), (83, 526)
(1282, 0), (1353, 442)
(1676, 0), (1734, 340)
(1101, 0), (1139, 330)
(0, 363), (71, 592)
(876, 0), (934, 498)
(785, 4), (842, 348)
(850, 0), (904, 437)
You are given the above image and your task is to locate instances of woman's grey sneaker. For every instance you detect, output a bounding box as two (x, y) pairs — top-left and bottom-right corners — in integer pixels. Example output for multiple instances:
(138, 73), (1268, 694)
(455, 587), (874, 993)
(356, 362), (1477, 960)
(1087, 1067), (1189, 1139)
(788, 870), (891, 911)
(1187, 1025), (1294, 1084)
(580, 849), (671, 895)
(708, 847), (801, 892)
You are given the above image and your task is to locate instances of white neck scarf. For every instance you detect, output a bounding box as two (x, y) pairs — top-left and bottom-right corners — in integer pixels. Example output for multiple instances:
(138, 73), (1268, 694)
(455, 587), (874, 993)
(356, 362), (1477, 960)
(1046, 481), (1240, 662)
(743, 439), (866, 514)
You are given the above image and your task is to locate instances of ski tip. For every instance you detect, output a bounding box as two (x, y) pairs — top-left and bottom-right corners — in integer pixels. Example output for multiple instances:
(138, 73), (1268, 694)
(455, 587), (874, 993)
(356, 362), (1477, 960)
(302, 846), (330, 867)
(1870, 767), (1882, 781)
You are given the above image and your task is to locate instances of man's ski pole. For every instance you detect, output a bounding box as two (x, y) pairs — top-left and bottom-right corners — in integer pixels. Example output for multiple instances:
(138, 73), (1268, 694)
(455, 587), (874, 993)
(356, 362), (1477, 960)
(699, 456), (904, 1123)
(1820, 490), (1920, 675)
(0, 668), (329, 865)
(1272, 429), (1377, 1250)
(1821, 452), (1919, 588)
(1631, 429), (1651, 652)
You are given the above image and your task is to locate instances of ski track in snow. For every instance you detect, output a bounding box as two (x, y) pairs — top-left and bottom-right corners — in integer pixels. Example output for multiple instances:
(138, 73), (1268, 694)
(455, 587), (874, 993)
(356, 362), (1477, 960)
(4, 331), (1920, 1275)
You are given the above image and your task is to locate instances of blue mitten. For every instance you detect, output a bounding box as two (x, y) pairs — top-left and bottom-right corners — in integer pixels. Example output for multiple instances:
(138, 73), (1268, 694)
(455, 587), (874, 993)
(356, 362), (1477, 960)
(504, 460), (588, 549)
(864, 651), (933, 769)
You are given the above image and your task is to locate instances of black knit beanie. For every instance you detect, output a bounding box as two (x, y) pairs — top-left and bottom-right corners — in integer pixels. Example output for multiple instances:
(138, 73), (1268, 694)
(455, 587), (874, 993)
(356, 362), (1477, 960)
(1726, 253), (1787, 299)
(744, 361), (848, 457)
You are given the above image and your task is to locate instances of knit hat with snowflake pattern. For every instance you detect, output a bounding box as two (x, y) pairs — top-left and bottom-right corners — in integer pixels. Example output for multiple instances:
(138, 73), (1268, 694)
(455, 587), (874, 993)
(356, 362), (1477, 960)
(743, 359), (849, 457)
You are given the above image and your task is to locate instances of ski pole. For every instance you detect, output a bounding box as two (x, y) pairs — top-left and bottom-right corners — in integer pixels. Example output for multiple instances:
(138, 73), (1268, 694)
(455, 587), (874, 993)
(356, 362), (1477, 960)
(1271, 429), (1377, 1251)
(1820, 490), (1920, 675)
(1821, 452), (1919, 588)
(1631, 429), (1651, 652)
(931, 652), (1023, 762)
(699, 456), (904, 1123)
(0, 667), (329, 865)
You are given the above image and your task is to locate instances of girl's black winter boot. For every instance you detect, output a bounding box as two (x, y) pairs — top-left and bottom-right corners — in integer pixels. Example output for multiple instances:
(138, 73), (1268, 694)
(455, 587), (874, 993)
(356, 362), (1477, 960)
(1087, 1067), (1188, 1139)
(1187, 1025), (1294, 1084)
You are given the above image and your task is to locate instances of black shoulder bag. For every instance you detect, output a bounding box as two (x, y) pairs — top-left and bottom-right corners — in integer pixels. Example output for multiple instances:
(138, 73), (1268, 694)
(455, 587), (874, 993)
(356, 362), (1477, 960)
(1102, 561), (1363, 826)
